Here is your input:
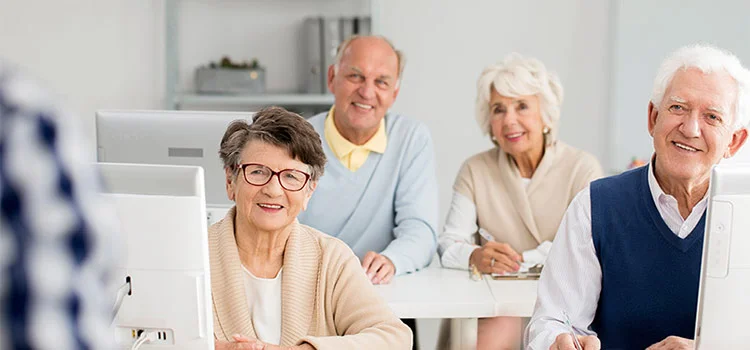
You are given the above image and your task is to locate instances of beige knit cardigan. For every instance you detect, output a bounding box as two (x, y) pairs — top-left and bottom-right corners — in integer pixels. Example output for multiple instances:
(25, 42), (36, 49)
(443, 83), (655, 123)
(209, 207), (412, 349)
(454, 142), (603, 252)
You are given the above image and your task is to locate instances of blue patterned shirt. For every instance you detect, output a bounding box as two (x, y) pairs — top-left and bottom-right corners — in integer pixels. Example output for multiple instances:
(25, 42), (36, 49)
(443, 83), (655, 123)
(0, 61), (117, 349)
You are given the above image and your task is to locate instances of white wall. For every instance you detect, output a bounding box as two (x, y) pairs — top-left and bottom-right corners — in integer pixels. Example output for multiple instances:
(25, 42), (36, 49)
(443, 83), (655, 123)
(0, 0), (165, 151)
(377, 0), (612, 233)
(610, 0), (750, 168)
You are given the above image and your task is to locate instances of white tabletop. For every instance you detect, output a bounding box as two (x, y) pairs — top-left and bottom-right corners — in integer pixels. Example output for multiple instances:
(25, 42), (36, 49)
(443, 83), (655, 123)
(485, 278), (538, 317)
(374, 267), (497, 319)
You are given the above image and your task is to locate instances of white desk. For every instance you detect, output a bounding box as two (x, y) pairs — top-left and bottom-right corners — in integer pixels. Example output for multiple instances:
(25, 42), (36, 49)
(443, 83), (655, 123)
(375, 267), (496, 319)
(375, 267), (538, 350)
(485, 278), (538, 317)
(375, 268), (538, 319)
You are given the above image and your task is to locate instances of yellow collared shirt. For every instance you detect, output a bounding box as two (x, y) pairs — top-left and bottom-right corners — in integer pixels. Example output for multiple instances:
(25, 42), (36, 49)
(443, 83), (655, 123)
(324, 107), (387, 172)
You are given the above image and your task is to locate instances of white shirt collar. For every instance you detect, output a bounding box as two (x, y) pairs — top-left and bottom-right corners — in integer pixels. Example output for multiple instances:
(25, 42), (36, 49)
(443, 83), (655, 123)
(647, 161), (708, 208)
(647, 161), (669, 207)
(646, 160), (708, 238)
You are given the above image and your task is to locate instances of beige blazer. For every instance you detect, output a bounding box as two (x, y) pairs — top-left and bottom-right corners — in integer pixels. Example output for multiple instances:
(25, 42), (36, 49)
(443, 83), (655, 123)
(454, 142), (603, 252)
(209, 207), (411, 349)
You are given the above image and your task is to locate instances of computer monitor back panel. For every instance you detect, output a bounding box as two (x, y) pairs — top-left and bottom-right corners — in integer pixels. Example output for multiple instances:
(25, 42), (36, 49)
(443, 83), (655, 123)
(99, 163), (213, 349)
(695, 165), (750, 349)
(96, 109), (253, 208)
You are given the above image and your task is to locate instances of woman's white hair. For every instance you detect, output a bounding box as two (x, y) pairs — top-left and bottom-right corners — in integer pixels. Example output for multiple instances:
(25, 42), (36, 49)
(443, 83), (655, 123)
(651, 44), (750, 130)
(475, 53), (563, 145)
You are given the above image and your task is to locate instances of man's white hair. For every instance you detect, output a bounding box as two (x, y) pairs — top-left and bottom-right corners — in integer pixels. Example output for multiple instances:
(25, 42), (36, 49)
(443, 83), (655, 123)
(651, 44), (750, 130)
(475, 53), (563, 145)
(333, 35), (405, 88)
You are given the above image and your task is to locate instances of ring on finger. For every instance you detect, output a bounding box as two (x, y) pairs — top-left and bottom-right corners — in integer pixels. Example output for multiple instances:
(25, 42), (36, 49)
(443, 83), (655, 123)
(490, 258), (496, 267)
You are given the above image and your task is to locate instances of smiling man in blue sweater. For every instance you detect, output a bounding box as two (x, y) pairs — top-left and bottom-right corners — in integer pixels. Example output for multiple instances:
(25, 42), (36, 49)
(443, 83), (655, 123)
(298, 35), (438, 287)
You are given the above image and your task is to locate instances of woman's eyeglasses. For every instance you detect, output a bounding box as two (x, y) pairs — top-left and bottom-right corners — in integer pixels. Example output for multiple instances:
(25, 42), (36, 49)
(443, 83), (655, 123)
(238, 163), (311, 192)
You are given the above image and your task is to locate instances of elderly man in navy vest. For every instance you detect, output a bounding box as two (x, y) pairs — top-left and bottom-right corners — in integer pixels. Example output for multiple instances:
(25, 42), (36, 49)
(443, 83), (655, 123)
(525, 44), (750, 350)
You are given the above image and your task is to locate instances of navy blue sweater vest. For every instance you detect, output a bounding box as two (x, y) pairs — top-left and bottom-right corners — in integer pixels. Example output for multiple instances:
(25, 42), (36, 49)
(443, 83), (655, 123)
(590, 165), (705, 350)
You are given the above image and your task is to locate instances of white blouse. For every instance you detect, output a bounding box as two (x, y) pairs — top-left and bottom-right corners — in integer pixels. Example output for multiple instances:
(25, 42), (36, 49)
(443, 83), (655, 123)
(521, 177), (532, 189)
(439, 177), (533, 269)
(241, 265), (282, 345)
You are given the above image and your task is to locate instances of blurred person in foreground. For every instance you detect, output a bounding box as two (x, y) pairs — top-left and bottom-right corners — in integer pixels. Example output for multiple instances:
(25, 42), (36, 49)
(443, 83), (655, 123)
(0, 61), (116, 349)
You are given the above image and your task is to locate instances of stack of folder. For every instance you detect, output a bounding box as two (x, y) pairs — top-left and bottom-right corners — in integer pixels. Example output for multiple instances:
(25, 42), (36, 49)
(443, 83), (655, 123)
(303, 16), (372, 94)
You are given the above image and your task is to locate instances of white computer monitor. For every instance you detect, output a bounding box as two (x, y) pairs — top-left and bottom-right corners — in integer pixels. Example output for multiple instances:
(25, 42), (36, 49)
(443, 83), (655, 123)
(99, 162), (213, 350)
(695, 163), (750, 349)
(95, 109), (253, 215)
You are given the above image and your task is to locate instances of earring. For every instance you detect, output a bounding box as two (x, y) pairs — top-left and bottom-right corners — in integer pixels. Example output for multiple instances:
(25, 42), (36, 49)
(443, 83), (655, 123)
(543, 126), (550, 134)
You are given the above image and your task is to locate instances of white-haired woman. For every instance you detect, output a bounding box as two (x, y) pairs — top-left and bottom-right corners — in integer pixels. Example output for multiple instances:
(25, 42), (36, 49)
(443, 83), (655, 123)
(437, 53), (603, 349)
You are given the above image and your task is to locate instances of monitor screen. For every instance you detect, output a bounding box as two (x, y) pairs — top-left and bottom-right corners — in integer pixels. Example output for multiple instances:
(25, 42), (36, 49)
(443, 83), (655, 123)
(99, 162), (213, 349)
(695, 163), (750, 349)
(95, 109), (254, 209)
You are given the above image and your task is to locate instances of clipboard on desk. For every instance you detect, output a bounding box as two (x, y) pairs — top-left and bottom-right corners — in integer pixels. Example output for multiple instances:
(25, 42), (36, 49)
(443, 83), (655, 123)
(491, 263), (543, 280)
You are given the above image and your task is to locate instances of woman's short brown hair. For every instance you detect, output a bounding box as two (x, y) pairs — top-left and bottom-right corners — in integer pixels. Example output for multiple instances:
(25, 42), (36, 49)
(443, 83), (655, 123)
(218, 106), (326, 182)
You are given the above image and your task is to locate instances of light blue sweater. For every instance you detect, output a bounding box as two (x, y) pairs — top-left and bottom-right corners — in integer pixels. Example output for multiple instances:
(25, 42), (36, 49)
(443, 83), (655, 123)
(298, 112), (438, 275)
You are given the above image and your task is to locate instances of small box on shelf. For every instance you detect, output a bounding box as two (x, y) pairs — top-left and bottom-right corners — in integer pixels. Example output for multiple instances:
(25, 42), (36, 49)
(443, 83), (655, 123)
(195, 56), (266, 94)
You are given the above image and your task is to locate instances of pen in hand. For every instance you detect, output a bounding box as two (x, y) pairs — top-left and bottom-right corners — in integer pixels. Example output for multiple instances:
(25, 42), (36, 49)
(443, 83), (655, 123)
(563, 310), (584, 350)
(478, 228), (523, 274)
(478, 228), (495, 242)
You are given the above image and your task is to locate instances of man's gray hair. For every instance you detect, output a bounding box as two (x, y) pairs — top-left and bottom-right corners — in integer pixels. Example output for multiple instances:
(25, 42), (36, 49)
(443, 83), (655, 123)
(475, 53), (564, 145)
(651, 44), (750, 130)
(333, 35), (406, 87)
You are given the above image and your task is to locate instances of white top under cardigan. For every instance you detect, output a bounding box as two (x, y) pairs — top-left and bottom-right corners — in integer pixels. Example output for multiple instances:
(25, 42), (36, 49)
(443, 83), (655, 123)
(241, 266), (282, 345)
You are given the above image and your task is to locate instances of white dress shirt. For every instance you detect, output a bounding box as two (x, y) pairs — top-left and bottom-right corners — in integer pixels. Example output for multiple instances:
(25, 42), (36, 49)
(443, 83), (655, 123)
(439, 177), (533, 269)
(525, 164), (707, 349)
(242, 265), (282, 345)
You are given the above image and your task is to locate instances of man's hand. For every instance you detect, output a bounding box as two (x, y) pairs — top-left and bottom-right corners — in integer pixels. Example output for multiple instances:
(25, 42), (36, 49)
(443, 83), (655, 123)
(362, 251), (396, 285)
(645, 336), (694, 350)
(550, 333), (601, 350)
(469, 241), (523, 275)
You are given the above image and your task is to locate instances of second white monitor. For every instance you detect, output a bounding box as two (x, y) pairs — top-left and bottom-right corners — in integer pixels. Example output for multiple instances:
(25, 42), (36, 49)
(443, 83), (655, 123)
(95, 109), (253, 209)
(695, 163), (750, 349)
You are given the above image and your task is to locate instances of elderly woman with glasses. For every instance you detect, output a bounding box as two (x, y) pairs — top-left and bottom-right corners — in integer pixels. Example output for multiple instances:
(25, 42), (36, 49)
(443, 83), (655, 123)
(211, 107), (411, 350)
(437, 54), (603, 349)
